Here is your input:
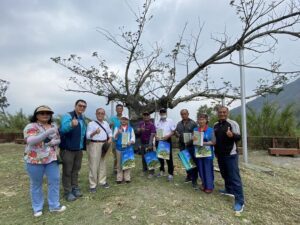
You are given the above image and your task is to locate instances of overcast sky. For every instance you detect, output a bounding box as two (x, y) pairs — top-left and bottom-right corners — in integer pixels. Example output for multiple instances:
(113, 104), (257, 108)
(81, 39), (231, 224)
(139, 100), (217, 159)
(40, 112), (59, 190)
(1, 0), (299, 122)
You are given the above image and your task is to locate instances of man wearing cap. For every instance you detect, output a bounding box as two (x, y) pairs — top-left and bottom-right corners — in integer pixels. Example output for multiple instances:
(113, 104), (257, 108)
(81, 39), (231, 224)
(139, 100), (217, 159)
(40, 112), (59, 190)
(137, 112), (156, 178)
(214, 106), (244, 213)
(113, 113), (135, 183)
(59, 99), (87, 201)
(109, 104), (124, 174)
(175, 109), (198, 187)
(155, 108), (176, 181)
(86, 108), (112, 193)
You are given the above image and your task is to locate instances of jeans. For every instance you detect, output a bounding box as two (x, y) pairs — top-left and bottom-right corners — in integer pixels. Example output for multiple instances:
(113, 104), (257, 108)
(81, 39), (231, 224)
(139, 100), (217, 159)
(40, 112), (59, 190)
(26, 161), (61, 213)
(217, 154), (244, 204)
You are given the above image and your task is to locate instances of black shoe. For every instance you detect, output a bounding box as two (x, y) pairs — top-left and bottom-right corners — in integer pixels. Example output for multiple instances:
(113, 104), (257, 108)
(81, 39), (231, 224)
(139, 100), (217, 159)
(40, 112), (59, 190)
(72, 188), (83, 197)
(192, 182), (199, 190)
(184, 177), (192, 183)
(125, 180), (131, 184)
(101, 183), (110, 189)
(116, 181), (122, 184)
(65, 192), (76, 202)
(89, 188), (97, 193)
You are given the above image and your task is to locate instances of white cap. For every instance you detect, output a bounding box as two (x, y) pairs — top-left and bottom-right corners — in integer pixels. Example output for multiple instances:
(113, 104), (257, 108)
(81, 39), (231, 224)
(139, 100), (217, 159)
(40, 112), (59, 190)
(121, 113), (129, 120)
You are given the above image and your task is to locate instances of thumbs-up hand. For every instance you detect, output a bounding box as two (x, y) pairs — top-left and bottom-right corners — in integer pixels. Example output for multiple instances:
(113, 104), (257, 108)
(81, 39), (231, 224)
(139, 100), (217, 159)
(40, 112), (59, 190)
(96, 128), (101, 134)
(226, 127), (233, 138)
(71, 118), (78, 127)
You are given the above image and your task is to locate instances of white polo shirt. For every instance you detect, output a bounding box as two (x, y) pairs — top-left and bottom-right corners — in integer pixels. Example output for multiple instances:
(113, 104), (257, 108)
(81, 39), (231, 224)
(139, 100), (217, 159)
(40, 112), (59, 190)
(155, 118), (176, 137)
(86, 120), (112, 141)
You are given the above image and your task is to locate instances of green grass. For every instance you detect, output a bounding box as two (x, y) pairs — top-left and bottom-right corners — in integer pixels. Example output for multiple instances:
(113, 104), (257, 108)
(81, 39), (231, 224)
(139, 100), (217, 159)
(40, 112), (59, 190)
(0, 143), (299, 225)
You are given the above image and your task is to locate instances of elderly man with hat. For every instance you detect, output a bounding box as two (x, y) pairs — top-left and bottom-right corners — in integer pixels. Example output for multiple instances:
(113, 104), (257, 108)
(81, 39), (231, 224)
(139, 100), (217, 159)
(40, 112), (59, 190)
(137, 111), (156, 178)
(113, 113), (136, 183)
(154, 108), (176, 181)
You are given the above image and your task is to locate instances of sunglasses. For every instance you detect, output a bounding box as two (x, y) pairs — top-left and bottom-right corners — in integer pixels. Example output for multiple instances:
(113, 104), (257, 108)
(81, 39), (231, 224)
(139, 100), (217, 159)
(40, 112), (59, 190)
(38, 112), (52, 115)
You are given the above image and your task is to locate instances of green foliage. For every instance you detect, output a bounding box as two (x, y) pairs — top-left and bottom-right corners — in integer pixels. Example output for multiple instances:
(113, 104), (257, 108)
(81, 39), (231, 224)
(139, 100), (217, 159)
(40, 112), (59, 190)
(0, 79), (10, 114)
(233, 102), (297, 137)
(0, 109), (29, 132)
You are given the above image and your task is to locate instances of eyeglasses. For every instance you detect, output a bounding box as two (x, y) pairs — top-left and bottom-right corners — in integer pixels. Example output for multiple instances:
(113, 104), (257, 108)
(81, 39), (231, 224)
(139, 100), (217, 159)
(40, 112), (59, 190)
(77, 104), (87, 108)
(97, 112), (105, 115)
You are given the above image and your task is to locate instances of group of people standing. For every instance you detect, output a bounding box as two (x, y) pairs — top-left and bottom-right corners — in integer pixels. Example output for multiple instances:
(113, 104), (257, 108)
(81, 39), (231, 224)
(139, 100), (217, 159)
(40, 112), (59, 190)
(23, 99), (245, 217)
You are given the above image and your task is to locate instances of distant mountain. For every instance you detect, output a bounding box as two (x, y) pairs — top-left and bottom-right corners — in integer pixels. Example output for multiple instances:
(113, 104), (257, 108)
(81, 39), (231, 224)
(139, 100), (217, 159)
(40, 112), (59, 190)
(231, 78), (300, 123)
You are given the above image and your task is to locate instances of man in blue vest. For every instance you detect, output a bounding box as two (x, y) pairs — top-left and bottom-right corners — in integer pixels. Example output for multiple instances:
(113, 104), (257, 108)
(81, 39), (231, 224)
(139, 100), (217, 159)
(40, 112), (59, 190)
(60, 100), (87, 201)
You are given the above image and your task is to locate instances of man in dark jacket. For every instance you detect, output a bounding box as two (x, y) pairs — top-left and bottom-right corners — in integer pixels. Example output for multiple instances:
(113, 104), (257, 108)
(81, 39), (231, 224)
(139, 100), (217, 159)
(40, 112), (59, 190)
(175, 109), (198, 188)
(60, 99), (87, 201)
(214, 106), (244, 213)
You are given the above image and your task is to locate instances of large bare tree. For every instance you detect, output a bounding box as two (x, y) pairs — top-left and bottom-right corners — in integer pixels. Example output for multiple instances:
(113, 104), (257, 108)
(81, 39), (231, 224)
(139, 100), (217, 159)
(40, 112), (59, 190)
(52, 0), (300, 118)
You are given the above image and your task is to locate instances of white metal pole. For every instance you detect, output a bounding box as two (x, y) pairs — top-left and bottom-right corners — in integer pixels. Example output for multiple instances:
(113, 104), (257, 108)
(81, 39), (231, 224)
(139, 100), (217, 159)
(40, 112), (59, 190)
(239, 47), (248, 164)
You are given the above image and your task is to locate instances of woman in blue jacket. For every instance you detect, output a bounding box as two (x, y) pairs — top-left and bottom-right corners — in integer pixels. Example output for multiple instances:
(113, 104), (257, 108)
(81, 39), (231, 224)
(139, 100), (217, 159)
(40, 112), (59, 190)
(193, 113), (216, 193)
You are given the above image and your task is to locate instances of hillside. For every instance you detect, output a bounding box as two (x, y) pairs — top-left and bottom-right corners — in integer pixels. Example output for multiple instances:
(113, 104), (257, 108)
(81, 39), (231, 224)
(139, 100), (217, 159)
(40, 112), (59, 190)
(231, 78), (300, 123)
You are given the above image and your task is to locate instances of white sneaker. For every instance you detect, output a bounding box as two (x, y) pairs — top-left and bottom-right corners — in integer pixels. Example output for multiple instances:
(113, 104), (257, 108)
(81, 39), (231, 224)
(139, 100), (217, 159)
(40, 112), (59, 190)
(50, 205), (66, 213)
(167, 175), (174, 181)
(33, 211), (43, 217)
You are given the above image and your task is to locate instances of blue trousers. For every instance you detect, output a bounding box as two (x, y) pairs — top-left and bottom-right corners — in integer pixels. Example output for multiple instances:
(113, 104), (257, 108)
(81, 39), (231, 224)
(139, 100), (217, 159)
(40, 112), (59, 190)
(217, 154), (244, 205)
(196, 157), (214, 190)
(26, 161), (61, 213)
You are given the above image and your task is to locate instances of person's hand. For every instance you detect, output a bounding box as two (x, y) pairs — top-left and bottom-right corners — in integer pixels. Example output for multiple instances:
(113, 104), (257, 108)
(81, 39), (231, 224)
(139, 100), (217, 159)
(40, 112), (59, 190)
(71, 118), (78, 127)
(118, 128), (123, 134)
(108, 138), (112, 144)
(175, 131), (180, 137)
(95, 128), (101, 134)
(45, 127), (57, 135)
(226, 127), (233, 138)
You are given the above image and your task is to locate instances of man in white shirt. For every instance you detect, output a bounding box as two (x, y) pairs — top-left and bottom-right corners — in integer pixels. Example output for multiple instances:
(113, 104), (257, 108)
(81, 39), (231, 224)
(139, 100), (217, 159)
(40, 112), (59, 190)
(86, 108), (112, 192)
(155, 108), (176, 181)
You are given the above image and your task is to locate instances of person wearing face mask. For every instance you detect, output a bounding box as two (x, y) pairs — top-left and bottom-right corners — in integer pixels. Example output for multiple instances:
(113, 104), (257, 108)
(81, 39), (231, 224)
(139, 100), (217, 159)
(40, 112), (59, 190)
(154, 108), (176, 181)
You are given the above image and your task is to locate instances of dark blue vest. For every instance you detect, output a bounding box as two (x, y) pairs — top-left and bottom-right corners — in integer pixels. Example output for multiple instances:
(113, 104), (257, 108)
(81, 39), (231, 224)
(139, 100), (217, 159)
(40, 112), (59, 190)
(59, 111), (86, 151)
